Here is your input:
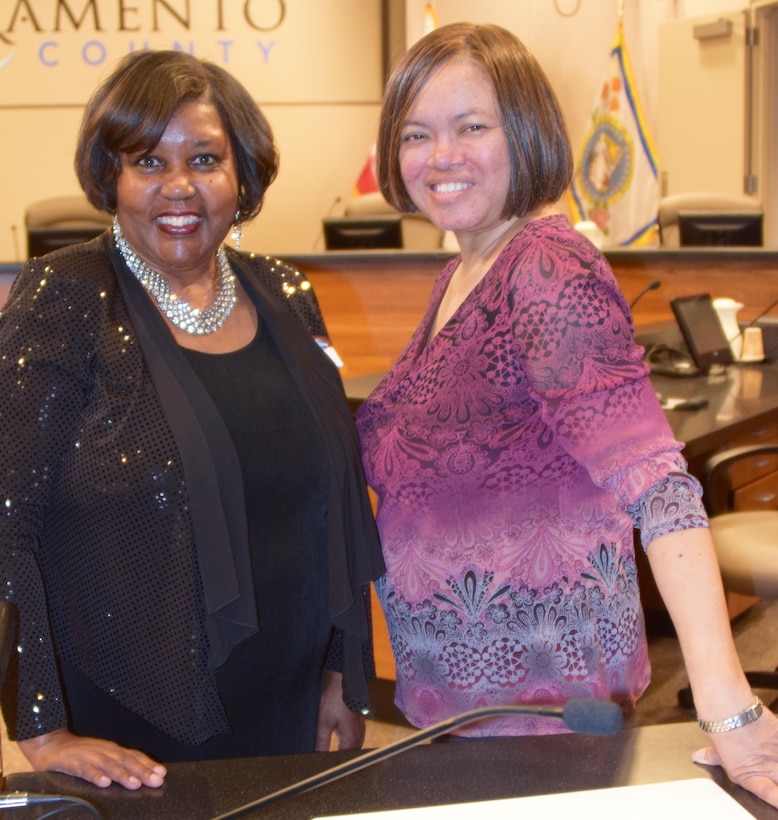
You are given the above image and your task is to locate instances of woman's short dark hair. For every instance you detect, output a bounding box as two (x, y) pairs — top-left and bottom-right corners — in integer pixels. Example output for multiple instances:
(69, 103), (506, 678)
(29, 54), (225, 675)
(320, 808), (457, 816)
(377, 23), (573, 219)
(76, 50), (278, 221)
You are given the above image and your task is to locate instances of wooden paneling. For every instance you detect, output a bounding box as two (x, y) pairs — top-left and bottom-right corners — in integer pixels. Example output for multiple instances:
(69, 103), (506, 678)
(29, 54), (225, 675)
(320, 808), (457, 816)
(605, 249), (778, 328)
(290, 249), (778, 380)
(733, 470), (778, 510)
(293, 252), (445, 379)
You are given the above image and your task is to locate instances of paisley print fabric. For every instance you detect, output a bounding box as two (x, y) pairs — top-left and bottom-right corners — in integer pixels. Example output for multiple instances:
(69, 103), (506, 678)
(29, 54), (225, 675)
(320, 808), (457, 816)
(356, 215), (708, 736)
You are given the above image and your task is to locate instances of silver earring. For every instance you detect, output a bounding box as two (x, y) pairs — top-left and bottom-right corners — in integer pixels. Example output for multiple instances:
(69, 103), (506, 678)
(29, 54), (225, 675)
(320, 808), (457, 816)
(231, 211), (243, 252)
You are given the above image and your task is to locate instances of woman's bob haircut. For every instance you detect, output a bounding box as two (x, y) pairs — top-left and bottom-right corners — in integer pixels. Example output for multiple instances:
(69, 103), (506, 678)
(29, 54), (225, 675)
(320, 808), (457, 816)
(76, 50), (278, 222)
(377, 22), (574, 219)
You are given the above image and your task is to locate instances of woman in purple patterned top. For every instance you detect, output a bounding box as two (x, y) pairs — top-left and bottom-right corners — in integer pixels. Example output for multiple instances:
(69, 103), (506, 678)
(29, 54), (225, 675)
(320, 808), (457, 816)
(355, 22), (778, 807)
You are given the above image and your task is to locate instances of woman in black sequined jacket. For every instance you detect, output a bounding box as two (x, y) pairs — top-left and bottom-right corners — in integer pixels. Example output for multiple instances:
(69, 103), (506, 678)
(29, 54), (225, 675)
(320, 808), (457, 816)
(0, 50), (383, 789)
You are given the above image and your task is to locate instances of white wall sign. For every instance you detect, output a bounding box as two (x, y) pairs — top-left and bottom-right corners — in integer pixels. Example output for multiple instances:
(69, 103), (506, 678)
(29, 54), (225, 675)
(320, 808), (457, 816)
(0, 0), (381, 105)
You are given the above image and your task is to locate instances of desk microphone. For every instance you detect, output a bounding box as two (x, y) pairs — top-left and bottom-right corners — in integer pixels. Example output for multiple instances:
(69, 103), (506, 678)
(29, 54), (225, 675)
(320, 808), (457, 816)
(743, 294), (778, 330)
(210, 698), (623, 819)
(629, 279), (661, 310)
(312, 196), (343, 249)
(0, 792), (100, 816)
(722, 294), (778, 358)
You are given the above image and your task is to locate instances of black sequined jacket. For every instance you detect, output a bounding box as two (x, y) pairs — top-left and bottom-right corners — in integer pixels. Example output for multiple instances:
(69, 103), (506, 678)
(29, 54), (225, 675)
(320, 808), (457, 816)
(0, 233), (384, 744)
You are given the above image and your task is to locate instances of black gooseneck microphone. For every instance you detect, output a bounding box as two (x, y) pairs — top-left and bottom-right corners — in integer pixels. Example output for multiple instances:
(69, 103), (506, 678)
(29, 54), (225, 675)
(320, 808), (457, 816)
(312, 196), (343, 249)
(0, 792), (101, 816)
(629, 279), (661, 310)
(210, 698), (623, 819)
(743, 294), (778, 331)
(721, 294), (778, 351)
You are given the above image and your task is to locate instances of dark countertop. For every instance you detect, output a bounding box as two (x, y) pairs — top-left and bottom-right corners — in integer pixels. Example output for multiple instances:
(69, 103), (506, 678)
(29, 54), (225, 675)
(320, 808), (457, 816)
(4, 722), (776, 819)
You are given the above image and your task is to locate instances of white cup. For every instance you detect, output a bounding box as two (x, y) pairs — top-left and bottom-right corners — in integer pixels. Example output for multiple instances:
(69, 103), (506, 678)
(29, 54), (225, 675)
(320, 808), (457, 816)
(741, 326), (765, 361)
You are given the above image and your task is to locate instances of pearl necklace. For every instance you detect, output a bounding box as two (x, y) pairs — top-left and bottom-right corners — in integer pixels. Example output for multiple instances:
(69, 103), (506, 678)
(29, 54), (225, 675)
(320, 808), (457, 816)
(113, 216), (237, 335)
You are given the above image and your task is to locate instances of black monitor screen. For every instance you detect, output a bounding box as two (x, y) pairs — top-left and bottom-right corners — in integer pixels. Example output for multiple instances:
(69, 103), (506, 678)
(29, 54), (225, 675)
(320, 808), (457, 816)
(27, 226), (108, 259)
(670, 293), (734, 372)
(323, 216), (402, 250)
(678, 211), (762, 247)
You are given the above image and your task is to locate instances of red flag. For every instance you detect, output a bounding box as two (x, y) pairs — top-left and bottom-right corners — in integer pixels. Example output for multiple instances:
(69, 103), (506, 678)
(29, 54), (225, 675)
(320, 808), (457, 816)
(354, 145), (379, 196)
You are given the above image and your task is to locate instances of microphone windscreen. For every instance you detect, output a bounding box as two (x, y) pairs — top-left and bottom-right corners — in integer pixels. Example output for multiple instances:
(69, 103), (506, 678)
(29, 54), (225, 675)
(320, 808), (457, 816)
(562, 697), (623, 735)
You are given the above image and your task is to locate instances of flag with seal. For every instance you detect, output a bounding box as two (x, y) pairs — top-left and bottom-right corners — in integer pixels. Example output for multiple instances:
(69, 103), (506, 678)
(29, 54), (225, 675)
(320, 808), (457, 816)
(567, 24), (659, 248)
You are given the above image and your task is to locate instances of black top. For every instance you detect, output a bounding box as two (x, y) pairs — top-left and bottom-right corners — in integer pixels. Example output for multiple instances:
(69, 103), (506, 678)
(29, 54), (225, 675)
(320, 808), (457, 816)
(184, 323), (332, 756)
(62, 323), (333, 760)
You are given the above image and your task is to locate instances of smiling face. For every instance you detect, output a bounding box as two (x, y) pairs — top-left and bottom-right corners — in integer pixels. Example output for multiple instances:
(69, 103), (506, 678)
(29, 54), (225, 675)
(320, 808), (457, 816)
(115, 98), (239, 284)
(398, 58), (513, 246)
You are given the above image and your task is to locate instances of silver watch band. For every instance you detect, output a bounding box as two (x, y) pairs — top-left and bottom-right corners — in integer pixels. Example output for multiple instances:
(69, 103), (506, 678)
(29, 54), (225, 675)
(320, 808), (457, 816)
(698, 696), (764, 733)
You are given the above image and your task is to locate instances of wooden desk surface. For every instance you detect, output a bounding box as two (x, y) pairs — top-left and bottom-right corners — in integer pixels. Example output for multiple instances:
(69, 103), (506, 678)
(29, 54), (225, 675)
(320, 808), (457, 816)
(5, 722), (776, 818)
(5, 249), (778, 380)
(287, 248), (778, 380)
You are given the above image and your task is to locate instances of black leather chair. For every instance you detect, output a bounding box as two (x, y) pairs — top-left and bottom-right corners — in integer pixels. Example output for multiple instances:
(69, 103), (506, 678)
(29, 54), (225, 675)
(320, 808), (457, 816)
(25, 195), (111, 258)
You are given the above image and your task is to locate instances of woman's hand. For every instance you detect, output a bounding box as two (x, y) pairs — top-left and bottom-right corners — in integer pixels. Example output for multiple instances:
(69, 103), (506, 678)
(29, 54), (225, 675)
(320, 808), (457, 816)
(693, 708), (778, 809)
(646, 527), (778, 808)
(315, 671), (366, 751)
(18, 728), (167, 789)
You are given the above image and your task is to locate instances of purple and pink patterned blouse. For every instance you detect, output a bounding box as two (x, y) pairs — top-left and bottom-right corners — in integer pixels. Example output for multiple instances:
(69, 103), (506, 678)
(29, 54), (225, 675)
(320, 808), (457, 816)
(355, 214), (708, 735)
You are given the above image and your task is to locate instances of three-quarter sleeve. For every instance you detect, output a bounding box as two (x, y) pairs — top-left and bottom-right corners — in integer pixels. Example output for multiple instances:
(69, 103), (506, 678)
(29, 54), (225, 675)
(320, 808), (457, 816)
(510, 238), (702, 523)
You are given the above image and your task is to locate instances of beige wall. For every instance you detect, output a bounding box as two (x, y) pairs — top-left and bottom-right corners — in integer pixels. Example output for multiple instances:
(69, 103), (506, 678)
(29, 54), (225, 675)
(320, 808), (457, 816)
(402, 1), (754, 197)
(0, 0), (384, 261)
(0, 0), (753, 262)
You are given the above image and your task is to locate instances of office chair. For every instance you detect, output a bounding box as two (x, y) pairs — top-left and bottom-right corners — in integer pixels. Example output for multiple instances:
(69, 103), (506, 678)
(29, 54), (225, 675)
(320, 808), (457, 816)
(25, 195), (111, 258)
(344, 192), (444, 250)
(677, 443), (778, 710)
(658, 191), (762, 247)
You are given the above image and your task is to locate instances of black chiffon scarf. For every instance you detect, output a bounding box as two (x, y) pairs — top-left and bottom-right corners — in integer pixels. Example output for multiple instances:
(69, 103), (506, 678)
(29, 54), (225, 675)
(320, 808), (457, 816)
(110, 240), (384, 710)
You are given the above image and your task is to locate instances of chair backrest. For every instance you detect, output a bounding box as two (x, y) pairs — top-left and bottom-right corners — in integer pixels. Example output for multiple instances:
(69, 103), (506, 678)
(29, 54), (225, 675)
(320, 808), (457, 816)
(25, 195), (112, 258)
(658, 192), (762, 247)
(344, 193), (444, 250)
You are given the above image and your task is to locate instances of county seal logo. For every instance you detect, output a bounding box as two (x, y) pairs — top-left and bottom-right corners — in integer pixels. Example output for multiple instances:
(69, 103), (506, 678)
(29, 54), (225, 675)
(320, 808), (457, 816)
(580, 114), (634, 208)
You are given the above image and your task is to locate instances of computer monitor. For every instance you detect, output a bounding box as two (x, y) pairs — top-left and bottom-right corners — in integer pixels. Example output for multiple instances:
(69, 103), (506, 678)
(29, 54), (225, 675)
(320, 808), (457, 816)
(670, 293), (734, 373)
(27, 226), (108, 259)
(678, 210), (762, 247)
(323, 216), (403, 250)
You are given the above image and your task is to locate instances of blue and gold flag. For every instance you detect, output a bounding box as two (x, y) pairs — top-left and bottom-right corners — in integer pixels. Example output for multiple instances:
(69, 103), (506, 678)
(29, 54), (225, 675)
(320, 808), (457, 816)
(567, 24), (659, 248)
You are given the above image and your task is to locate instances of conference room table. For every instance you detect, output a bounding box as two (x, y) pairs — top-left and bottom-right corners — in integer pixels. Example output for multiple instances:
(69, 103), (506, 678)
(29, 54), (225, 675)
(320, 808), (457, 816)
(4, 720), (777, 818)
